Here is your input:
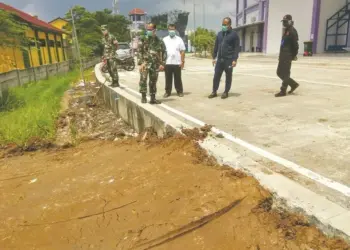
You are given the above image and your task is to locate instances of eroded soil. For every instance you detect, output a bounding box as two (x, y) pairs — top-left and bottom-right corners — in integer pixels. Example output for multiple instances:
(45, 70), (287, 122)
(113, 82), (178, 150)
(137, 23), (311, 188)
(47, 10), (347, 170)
(0, 75), (349, 249)
(1, 136), (349, 249)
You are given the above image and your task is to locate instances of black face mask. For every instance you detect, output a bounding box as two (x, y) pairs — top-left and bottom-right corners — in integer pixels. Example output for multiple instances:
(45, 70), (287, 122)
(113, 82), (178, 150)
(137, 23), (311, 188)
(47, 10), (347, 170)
(282, 20), (289, 27)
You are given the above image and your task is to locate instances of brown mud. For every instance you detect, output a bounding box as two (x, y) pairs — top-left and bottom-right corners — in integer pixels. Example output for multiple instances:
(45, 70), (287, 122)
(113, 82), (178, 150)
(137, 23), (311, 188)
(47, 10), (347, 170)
(0, 75), (349, 249)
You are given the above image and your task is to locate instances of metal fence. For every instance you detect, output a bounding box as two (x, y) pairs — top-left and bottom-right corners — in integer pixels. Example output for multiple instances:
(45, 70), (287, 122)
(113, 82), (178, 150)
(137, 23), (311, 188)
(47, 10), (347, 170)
(0, 57), (100, 99)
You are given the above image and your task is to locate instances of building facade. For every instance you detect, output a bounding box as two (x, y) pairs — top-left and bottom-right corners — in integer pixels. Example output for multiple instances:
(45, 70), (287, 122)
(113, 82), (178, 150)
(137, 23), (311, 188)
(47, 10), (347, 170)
(0, 3), (66, 73)
(233, 0), (350, 54)
(49, 17), (71, 60)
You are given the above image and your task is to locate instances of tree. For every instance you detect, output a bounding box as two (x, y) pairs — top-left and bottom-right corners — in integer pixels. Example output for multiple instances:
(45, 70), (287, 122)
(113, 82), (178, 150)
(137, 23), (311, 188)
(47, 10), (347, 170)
(150, 10), (189, 37)
(94, 9), (130, 42)
(150, 13), (168, 30)
(64, 6), (131, 57)
(0, 9), (28, 48)
(189, 27), (216, 56)
(64, 6), (100, 57)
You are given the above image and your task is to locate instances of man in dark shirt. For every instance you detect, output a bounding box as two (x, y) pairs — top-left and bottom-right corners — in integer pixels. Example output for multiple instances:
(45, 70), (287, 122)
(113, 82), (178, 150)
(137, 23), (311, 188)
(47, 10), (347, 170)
(209, 17), (240, 99)
(275, 14), (299, 97)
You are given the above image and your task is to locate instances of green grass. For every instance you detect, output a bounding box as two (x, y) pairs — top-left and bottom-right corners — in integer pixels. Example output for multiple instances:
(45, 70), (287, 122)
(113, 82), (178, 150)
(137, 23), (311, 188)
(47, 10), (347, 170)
(0, 71), (79, 146)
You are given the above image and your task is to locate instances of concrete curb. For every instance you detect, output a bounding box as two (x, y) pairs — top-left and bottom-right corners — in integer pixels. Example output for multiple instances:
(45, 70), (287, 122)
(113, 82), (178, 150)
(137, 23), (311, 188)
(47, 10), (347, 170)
(94, 81), (190, 137)
(94, 64), (350, 242)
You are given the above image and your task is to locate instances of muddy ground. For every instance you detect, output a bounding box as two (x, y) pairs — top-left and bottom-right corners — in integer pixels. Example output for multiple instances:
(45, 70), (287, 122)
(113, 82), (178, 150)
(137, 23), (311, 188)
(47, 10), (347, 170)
(0, 75), (349, 249)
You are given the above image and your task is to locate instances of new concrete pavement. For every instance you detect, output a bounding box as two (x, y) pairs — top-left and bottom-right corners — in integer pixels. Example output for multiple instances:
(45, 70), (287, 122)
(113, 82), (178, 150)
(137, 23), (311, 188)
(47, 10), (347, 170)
(110, 55), (350, 209)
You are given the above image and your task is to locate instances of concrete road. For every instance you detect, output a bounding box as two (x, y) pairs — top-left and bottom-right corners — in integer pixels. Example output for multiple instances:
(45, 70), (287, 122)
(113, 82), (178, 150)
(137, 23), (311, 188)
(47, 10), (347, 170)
(115, 55), (350, 205)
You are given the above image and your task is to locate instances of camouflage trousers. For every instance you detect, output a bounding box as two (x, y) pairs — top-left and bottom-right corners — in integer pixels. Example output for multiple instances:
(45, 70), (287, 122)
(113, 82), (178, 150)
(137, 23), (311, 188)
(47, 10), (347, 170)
(139, 67), (158, 95)
(106, 58), (119, 83)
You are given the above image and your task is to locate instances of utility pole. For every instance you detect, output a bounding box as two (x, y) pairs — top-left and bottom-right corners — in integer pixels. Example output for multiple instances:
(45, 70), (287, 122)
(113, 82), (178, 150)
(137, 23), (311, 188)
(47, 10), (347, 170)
(193, 2), (196, 53)
(70, 7), (88, 105)
(70, 8), (85, 84)
(112, 0), (119, 14)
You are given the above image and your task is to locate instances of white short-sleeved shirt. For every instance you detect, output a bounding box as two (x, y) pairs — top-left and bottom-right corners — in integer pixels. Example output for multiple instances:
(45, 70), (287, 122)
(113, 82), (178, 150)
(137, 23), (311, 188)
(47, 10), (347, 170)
(163, 35), (186, 65)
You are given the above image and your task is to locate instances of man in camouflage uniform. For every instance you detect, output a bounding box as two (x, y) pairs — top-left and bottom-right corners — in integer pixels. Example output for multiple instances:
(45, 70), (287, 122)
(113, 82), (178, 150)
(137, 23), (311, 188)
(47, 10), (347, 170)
(101, 25), (119, 87)
(137, 23), (166, 104)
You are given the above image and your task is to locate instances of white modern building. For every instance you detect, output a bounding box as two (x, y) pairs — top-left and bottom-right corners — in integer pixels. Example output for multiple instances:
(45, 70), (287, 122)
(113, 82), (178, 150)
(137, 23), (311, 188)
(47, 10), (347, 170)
(233, 0), (350, 54)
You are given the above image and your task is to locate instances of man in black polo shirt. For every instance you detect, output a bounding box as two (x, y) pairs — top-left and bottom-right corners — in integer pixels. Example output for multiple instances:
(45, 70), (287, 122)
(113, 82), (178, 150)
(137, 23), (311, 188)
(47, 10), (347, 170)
(209, 17), (240, 99)
(275, 14), (299, 97)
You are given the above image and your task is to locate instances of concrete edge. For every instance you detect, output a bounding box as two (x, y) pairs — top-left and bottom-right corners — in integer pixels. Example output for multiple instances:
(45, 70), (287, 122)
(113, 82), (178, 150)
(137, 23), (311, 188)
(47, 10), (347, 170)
(94, 64), (350, 242)
(199, 139), (350, 242)
(94, 64), (192, 137)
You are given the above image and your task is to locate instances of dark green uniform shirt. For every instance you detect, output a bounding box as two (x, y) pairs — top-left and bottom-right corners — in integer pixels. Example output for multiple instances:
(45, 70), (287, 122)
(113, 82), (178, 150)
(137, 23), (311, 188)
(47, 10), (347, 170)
(102, 34), (118, 59)
(137, 36), (166, 68)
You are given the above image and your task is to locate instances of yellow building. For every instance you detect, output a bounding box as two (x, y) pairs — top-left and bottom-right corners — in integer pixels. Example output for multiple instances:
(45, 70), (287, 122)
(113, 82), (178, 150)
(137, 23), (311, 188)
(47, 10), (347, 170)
(0, 2), (67, 73)
(49, 17), (72, 60)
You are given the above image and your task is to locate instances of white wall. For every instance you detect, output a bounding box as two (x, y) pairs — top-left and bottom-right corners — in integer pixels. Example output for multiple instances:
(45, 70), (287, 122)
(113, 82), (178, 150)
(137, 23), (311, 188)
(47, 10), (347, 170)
(247, 0), (257, 7)
(246, 10), (259, 25)
(244, 26), (259, 52)
(266, 0), (313, 54)
(236, 30), (243, 47)
(238, 16), (243, 26)
(238, 0), (244, 12)
(317, 0), (347, 53)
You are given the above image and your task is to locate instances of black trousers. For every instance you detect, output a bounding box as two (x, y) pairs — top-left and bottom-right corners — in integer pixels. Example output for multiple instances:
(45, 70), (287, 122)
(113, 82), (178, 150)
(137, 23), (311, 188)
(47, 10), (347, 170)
(276, 60), (298, 92)
(213, 59), (233, 93)
(165, 64), (183, 94)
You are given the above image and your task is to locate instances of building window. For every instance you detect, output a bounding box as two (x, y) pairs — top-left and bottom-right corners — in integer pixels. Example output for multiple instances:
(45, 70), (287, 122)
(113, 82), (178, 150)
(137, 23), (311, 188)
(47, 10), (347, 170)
(56, 41), (62, 47)
(48, 40), (55, 47)
(39, 39), (46, 47)
(29, 39), (36, 47)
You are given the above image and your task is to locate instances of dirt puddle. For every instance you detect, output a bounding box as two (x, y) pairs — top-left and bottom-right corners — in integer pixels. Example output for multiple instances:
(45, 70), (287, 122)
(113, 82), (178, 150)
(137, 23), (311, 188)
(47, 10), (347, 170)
(0, 75), (349, 249)
(0, 134), (349, 249)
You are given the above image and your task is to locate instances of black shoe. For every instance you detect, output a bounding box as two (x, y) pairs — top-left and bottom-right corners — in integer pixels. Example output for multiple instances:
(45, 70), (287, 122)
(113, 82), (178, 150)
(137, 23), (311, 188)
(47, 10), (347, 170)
(141, 93), (147, 103)
(177, 92), (184, 97)
(110, 81), (120, 87)
(221, 92), (228, 99)
(275, 91), (286, 97)
(288, 83), (299, 94)
(208, 92), (217, 98)
(149, 94), (161, 104)
(163, 93), (170, 98)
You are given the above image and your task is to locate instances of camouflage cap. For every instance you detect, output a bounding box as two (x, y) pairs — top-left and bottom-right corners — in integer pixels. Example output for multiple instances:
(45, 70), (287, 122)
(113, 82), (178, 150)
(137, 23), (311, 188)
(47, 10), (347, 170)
(101, 25), (108, 31)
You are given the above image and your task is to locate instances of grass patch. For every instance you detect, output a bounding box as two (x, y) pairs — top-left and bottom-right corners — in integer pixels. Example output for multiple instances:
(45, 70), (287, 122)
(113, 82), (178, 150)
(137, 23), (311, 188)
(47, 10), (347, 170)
(0, 71), (79, 146)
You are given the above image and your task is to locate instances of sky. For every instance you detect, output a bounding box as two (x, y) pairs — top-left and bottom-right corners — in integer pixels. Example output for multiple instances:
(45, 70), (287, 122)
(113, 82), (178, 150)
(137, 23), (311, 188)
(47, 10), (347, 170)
(3, 0), (236, 31)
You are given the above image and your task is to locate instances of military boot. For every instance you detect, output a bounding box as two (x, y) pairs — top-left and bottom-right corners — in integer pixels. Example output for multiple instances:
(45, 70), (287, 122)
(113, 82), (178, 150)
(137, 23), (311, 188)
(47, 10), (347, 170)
(149, 94), (161, 104)
(110, 80), (120, 87)
(141, 93), (147, 103)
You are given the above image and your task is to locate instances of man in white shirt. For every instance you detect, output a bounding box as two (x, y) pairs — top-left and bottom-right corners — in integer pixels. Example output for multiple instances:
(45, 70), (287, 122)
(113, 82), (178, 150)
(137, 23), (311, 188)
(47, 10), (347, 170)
(162, 24), (186, 97)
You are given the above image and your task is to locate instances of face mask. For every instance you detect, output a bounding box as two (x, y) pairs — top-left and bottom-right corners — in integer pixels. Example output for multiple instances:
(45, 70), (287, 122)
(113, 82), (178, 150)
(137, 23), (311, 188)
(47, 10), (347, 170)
(222, 25), (228, 32)
(282, 21), (289, 27)
(146, 30), (153, 36)
(169, 30), (176, 37)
